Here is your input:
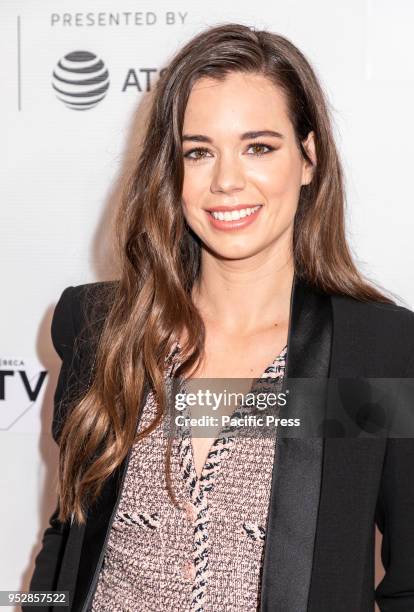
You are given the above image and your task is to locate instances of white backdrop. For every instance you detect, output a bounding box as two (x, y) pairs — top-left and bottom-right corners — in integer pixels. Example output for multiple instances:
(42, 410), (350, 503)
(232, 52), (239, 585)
(1, 1), (413, 610)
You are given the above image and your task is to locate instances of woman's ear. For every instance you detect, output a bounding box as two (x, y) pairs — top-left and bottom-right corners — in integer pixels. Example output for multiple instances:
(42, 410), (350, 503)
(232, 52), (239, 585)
(301, 130), (317, 186)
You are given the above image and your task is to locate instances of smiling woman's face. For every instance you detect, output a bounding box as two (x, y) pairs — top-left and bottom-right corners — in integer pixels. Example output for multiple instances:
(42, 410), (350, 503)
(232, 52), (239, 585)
(181, 71), (316, 261)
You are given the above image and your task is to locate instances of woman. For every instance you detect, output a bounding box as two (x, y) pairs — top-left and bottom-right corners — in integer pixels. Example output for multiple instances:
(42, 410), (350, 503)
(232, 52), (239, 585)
(26, 23), (414, 612)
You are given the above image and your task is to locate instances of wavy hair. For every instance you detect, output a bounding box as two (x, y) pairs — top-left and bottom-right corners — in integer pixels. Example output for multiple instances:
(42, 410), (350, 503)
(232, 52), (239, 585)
(55, 22), (395, 525)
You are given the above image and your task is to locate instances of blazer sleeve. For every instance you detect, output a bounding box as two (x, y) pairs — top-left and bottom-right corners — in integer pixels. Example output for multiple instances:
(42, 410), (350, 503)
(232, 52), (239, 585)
(26, 286), (79, 599)
(374, 350), (414, 611)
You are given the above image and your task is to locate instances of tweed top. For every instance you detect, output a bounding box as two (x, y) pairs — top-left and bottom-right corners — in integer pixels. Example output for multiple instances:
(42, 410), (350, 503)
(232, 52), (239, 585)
(90, 341), (287, 612)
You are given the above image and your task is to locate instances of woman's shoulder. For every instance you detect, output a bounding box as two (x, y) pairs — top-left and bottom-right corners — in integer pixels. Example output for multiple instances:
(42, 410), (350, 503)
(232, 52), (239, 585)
(51, 280), (119, 357)
(330, 291), (414, 329)
(330, 291), (414, 372)
(59, 278), (118, 316)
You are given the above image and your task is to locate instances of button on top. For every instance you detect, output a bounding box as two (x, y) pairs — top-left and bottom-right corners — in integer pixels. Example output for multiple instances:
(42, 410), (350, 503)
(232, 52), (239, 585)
(182, 559), (196, 581)
(184, 501), (197, 521)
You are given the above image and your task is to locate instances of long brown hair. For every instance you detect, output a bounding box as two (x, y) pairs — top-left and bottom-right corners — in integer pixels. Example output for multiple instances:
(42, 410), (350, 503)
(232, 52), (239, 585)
(55, 22), (396, 525)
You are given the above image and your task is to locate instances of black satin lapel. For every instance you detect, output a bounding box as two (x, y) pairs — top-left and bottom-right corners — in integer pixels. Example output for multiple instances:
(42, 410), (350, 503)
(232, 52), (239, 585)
(260, 273), (333, 612)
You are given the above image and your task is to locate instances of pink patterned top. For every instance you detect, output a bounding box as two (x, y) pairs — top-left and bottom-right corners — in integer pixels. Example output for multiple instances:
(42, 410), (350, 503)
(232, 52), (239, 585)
(90, 341), (287, 612)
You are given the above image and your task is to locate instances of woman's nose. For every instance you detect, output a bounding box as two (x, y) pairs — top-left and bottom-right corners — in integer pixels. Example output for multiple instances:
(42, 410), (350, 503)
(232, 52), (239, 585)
(210, 155), (246, 193)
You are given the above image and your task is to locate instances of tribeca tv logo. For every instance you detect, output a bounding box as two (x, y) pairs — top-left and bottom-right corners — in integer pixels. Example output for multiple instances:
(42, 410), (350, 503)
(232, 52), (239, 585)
(0, 358), (48, 431)
(52, 50), (110, 110)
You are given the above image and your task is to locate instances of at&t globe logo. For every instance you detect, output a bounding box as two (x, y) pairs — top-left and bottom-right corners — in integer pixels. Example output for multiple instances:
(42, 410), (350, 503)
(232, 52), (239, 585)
(52, 50), (110, 110)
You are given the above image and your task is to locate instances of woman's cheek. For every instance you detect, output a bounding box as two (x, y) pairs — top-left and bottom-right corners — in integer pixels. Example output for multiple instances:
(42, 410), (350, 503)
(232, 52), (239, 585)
(267, 164), (300, 199)
(182, 176), (203, 212)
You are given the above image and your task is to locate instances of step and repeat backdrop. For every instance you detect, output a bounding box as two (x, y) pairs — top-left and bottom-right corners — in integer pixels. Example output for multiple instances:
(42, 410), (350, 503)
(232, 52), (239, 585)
(1, 1), (413, 609)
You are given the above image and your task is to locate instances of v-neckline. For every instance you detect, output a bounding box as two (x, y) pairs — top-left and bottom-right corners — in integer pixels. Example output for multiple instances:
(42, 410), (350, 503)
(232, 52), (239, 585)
(167, 341), (288, 380)
(171, 342), (288, 495)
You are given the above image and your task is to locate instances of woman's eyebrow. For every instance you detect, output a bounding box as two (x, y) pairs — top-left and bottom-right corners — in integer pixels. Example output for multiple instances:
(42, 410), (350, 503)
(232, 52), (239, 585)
(182, 130), (284, 143)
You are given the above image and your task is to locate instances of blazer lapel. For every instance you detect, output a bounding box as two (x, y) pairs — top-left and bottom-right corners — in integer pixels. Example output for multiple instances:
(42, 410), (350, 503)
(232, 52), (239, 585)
(260, 272), (333, 611)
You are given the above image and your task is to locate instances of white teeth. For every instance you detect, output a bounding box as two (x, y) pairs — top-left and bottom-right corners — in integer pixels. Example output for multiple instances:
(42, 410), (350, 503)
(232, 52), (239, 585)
(210, 205), (261, 221)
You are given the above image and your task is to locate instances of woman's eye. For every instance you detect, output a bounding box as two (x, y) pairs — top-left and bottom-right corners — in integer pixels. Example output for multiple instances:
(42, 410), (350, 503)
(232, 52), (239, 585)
(183, 142), (275, 162)
(247, 142), (274, 156)
(183, 147), (210, 161)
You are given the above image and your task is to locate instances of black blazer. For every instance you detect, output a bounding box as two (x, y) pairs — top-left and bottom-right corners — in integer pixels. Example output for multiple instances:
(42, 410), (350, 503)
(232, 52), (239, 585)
(26, 275), (414, 612)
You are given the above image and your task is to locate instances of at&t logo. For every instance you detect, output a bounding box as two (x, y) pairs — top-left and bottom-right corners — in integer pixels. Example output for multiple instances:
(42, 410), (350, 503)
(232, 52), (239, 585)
(52, 50), (110, 110)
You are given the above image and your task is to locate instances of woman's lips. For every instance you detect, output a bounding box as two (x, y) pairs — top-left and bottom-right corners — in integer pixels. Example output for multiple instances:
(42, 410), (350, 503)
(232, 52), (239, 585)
(205, 205), (263, 231)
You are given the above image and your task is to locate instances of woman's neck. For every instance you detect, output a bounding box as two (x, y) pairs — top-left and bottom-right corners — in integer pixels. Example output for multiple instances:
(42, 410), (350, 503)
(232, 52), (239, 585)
(191, 252), (294, 337)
